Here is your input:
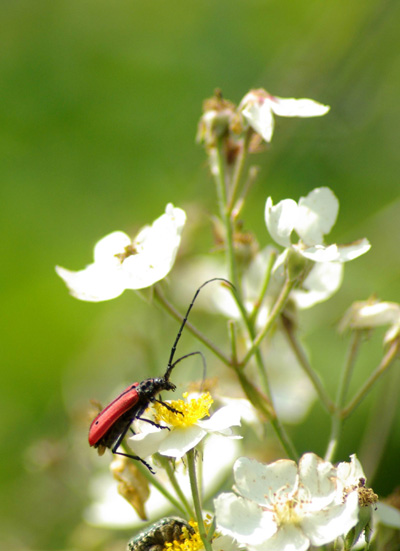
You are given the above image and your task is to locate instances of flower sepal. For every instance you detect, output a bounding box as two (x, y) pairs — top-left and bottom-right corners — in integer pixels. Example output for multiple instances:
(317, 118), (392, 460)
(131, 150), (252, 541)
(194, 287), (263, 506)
(344, 504), (373, 551)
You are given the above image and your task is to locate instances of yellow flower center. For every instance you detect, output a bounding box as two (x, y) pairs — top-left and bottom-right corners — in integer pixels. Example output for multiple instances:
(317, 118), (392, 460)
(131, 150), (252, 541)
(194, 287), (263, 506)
(164, 520), (209, 551)
(153, 393), (213, 428)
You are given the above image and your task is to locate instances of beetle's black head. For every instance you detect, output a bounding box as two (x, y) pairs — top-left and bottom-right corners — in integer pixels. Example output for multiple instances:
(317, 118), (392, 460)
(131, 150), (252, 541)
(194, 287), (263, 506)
(152, 377), (176, 393)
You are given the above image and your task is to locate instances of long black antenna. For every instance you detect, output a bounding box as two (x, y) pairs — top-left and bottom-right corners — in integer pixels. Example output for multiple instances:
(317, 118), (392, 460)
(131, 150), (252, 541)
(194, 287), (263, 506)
(164, 278), (233, 380)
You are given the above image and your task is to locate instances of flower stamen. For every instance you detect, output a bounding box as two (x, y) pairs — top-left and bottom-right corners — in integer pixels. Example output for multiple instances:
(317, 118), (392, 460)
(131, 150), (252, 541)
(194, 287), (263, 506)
(153, 393), (214, 428)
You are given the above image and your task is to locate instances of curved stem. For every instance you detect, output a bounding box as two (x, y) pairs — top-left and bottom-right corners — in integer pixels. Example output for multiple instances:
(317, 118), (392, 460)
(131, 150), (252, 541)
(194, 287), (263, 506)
(241, 277), (295, 367)
(341, 339), (400, 419)
(282, 315), (335, 415)
(249, 249), (277, 325)
(324, 332), (361, 462)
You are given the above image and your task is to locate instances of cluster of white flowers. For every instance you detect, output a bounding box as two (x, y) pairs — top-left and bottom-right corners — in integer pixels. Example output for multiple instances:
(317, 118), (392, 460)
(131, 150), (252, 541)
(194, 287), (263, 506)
(214, 453), (367, 551)
(56, 86), (400, 551)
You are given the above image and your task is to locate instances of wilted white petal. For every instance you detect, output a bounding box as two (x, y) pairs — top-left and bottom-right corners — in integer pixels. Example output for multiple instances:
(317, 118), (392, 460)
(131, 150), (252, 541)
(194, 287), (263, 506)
(215, 493), (277, 545)
(265, 197), (299, 247)
(291, 262), (343, 309)
(301, 491), (359, 546)
(242, 101), (275, 143)
(295, 187), (339, 245)
(270, 96), (330, 118)
(55, 264), (127, 302)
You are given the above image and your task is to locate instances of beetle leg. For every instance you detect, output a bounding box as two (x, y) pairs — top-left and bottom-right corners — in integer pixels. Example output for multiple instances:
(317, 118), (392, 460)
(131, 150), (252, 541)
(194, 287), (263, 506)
(154, 399), (184, 416)
(136, 416), (171, 430)
(111, 419), (156, 474)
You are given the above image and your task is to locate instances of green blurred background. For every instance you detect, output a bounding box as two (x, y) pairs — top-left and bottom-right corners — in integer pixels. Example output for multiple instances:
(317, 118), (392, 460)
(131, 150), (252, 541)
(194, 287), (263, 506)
(1, 0), (399, 549)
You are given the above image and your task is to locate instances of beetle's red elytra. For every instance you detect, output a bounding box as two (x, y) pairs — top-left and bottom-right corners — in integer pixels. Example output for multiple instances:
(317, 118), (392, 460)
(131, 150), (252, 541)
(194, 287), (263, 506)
(88, 278), (233, 473)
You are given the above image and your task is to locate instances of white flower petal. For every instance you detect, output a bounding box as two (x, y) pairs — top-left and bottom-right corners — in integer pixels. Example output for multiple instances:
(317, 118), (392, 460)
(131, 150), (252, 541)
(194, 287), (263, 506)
(57, 204), (186, 301)
(128, 426), (168, 458)
(215, 493), (277, 545)
(158, 425), (206, 459)
(336, 454), (366, 489)
(55, 264), (126, 302)
(197, 405), (242, 432)
(375, 502), (400, 529)
(352, 302), (400, 328)
(296, 238), (371, 263)
(242, 101), (275, 143)
(212, 535), (242, 551)
(123, 205), (186, 289)
(234, 457), (297, 506)
(295, 187), (339, 245)
(270, 96), (330, 118)
(335, 239), (371, 261)
(291, 262), (343, 309)
(301, 491), (359, 546)
(93, 231), (131, 264)
(298, 453), (336, 510)
(250, 523), (310, 551)
(265, 197), (299, 247)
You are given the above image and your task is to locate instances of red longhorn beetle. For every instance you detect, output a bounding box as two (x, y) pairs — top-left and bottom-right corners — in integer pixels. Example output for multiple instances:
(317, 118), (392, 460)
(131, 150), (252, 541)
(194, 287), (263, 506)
(88, 278), (232, 473)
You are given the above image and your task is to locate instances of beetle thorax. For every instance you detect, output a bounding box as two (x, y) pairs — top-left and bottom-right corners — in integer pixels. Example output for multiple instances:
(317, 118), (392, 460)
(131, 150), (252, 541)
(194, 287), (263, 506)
(137, 377), (176, 397)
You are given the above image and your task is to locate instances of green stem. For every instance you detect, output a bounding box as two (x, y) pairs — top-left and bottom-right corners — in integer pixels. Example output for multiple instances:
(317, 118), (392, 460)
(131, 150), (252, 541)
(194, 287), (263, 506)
(161, 456), (194, 518)
(234, 367), (298, 460)
(228, 320), (238, 366)
(230, 165), (260, 220)
(212, 132), (297, 460)
(241, 277), (295, 367)
(341, 338), (400, 419)
(187, 449), (213, 551)
(358, 367), (400, 482)
(214, 139), (240, 292)
(227, 129), (251, 213)
(249, 249), (277, 325)
(281, 315), (335, 415)
(325, 332), (361, 462)
(153, 286), (231, 367)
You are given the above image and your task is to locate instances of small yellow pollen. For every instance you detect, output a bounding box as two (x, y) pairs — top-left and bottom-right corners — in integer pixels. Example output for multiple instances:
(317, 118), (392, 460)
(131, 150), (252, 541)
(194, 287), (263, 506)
(164, 520), (211, 551)
(153, 393), (214, 428)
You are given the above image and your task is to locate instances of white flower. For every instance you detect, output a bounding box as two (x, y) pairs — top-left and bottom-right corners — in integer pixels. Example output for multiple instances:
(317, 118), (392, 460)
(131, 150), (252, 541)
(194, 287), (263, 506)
(239, 88), (330, 143)
(128, 393), (242, 460)
(339, 299), (400, 344)
(56, 204), (186, 302)
(265, 187), (371, 263)
(214, 453), (360, 551)
(85, 434), (241, 529)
